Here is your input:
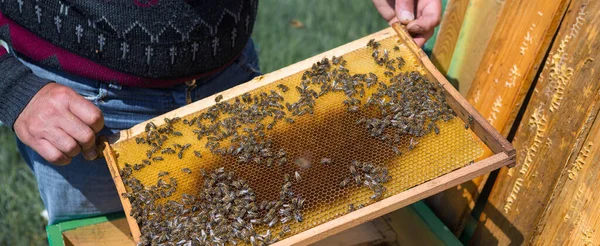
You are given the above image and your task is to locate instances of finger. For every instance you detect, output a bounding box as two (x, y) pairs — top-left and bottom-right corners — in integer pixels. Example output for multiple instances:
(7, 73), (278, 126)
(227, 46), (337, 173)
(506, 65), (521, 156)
(82, 148), (99, 161)
(395, 0), (415, 24)
(59, 112), (97, 151)
(68, 95), (104, 133)
(372, 0), (397, 22)
(33, 139), (72, 165)
(43, 127), (81, 158)
(407, 0), (441, 34)
(413, 35), (427, 47)
(412, 30), (435, 47)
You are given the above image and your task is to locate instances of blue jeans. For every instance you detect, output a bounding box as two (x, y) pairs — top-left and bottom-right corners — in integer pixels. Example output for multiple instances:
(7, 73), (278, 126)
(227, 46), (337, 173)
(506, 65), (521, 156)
(16, 40), (261, 225)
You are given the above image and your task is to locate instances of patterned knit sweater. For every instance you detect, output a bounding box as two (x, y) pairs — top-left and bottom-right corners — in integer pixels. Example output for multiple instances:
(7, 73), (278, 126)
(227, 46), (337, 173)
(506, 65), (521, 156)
(0, 0), (258, 127)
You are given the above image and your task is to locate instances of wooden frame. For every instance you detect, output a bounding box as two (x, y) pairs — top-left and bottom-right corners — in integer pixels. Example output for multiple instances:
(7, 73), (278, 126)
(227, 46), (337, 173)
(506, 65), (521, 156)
(101, 23), (515, 245)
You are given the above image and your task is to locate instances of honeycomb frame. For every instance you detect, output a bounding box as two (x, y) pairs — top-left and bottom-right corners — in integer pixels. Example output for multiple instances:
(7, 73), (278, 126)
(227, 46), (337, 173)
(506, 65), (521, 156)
(101, 24), (515, 245)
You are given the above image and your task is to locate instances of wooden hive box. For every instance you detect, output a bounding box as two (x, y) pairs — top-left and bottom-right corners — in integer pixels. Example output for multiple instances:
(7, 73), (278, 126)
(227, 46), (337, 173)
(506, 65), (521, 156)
(101, 24), (515, 245)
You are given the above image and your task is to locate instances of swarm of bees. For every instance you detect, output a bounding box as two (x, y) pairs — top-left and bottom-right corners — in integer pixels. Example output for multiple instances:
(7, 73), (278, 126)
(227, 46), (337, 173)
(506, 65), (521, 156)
(121, 166), (304, 245)
(340, 160), (391, 201)
(118, 38), (457, 245)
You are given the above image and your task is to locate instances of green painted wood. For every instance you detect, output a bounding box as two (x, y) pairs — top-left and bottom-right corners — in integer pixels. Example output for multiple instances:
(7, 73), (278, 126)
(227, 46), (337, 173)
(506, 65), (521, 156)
(423, 0), (448, 55)
(445, 0), (505, 94)
(46, 212), (126, 246)
(413, 201), (464, 246)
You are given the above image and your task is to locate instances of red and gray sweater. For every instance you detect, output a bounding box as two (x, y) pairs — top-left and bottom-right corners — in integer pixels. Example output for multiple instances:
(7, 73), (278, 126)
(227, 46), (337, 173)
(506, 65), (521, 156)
(0, 0), (258, 127)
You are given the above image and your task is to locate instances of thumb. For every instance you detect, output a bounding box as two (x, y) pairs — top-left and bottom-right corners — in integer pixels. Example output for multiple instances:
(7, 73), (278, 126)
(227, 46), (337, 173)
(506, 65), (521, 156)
(82, 147), (99, 161)
(395, 0), (415, 24)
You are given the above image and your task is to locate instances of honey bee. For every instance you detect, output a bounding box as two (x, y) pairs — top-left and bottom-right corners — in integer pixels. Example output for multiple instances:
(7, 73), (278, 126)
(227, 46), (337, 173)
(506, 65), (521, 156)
(158, 171), (169, 177)
(349, 165), (357, 176)
(392, 146), (402, 156)
(370, 191), (382, 200)
(408, 138), (418, 151)
(215, 94), (223, 103)
(277, 84), (289, 92)
(161, 148), (175, 154)
(194, 150), (202, 158)
(297, 197), (305, 209)
(288, 210), (301, 222)
(146, 150), (153, 159)
(356, 117), (366, 125)
(320, 158), (332, 164)
(367, 39), (375, 47)
(268, 217), (278, 228)
(339, 178), (350, 188)
(182, 168), (192, 174)
(372, 49), (379, 59)
(152, 156), (164, 161)
(367, 39), (380, 49)
(294, 171), (301, 182)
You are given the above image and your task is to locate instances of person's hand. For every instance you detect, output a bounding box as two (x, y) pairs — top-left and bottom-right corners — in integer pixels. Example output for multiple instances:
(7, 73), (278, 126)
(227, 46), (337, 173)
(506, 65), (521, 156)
(14, 83), (104, 165)
(373, 0), (442, 47)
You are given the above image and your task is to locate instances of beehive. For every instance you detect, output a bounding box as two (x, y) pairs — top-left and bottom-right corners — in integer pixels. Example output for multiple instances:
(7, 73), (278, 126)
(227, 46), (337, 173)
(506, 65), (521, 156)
(102, 24), (515, 245)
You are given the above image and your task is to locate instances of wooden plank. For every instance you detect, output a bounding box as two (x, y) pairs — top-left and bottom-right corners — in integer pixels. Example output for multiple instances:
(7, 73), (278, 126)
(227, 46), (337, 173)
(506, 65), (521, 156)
(466, 0), (571, 138)
(447, 0), (505, 95)
(532, 103), (600, 245)
(62, 218), (134, 246)
(523, 0), (600, 244)
(311, 218), (393, 246)
(60, 216), (393, 246)
(430, 0), (470, 75)
(471, 0), (600, 244)
(100, 141), (140, 241)
(427, 0), (570, 236)
(426, 0), (506, 235)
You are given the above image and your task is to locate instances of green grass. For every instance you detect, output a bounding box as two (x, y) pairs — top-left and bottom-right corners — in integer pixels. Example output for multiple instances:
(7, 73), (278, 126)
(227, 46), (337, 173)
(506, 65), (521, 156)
(0, 127), (47, 245)
(252, 0), (387, 73)
(0, 1), (387, 244)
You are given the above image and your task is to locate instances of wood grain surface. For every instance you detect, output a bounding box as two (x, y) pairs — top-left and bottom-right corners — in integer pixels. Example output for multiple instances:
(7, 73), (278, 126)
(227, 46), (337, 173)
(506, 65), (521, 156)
(427, 0), (569, 236)
(447, 0), (505, 95)
(430, 0), (470, 76)
(472, 0), (600, 244)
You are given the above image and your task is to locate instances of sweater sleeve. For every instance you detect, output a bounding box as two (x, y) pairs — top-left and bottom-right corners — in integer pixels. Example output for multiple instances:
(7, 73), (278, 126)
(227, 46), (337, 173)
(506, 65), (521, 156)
(0, 45), (52, 128)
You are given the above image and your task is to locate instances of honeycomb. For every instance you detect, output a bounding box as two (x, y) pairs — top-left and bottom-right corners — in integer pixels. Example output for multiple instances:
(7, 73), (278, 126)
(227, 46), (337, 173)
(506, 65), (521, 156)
(111, 36), (484, 244)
